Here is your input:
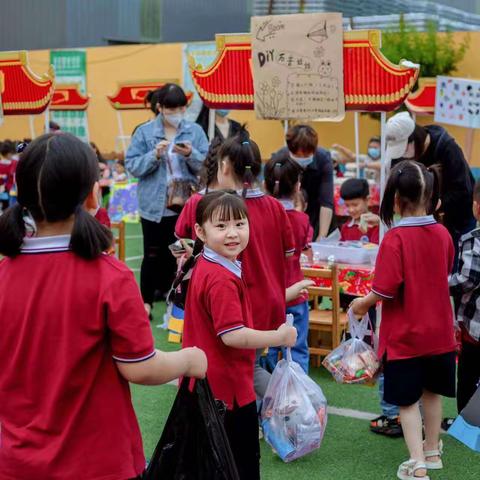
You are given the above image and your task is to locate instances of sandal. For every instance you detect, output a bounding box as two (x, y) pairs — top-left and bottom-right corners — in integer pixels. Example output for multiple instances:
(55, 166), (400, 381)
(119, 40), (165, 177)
(423, 439), (443, 470)
(397, 459), (429, 479)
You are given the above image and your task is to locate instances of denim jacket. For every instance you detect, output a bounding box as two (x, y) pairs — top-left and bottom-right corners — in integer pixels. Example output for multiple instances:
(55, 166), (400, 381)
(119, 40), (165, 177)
(125, 115), (209, 222)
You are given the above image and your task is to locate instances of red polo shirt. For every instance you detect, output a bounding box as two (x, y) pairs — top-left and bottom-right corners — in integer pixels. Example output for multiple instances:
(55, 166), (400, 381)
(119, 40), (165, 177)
(340, 219), (379, 244)
(0, 235), (155, 480)
(280, 201), (313, 307)
(241, 190), (295, 330)
(175, 191), (204, 240)
(183, 249), (256, 409)
(372, 217), (456, 360)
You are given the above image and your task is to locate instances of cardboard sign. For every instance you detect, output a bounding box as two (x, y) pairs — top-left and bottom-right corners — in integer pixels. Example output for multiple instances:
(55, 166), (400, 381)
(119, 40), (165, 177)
(251, 12), (344, 121)
(435, 76), (480, 129)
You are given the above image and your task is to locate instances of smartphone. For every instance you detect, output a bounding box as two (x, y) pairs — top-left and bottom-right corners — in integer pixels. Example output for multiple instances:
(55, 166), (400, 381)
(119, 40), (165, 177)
(176, 142), (187, 148)
(168, 240), (186, 253)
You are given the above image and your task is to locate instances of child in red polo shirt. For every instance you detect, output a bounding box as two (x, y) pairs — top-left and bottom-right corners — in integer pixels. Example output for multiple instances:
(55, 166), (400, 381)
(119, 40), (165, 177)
(263, 154), (313, 373)
(352, 161), (456, 480)
(216, 128), (296, 399)
(183, 190), (297, 480)
(339, 178), (379, 243)
(0, 133), (207, 480)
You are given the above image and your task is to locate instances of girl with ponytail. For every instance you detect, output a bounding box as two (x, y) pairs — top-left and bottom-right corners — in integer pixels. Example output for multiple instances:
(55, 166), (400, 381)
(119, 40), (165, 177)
(263, 153), (313, 373)
(174, 136), (223, 242)
(216, 126), (297, 399)
(0, 133), (206, 480)
(351, 160), (456, 480)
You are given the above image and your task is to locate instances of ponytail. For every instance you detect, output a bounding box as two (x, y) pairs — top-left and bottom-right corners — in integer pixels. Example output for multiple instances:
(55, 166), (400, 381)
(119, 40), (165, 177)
(426, 164), (442, 216)
(272, 162), (282, 197)
(201, 137), (222, 192)
(217, 125), (262, 197)
(264, 154), (302, 199)
(0, 204), (27, 257)
(70, 207), (113, 260)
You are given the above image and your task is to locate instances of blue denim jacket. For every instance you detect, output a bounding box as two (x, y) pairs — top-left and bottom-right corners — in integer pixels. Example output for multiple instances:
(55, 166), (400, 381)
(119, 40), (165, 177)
(125, 115), (209, 222)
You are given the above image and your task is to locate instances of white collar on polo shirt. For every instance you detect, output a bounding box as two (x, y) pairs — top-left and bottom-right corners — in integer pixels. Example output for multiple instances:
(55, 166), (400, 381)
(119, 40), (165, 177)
(278, 198), (295, 211)
(346, 218), (359, 228)
(394, 215), (436, 228)
(21, 234), (71, 253)
(237, 187), (264, 199)
(202, 246), (242, 279)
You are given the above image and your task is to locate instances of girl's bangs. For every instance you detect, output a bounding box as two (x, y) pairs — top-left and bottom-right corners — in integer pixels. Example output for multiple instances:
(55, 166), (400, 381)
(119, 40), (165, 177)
(208, 195), (248, 223)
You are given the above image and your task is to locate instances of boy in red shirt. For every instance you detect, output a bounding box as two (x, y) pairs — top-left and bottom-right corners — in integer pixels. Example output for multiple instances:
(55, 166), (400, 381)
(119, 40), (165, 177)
(183, 190), (297, 480)
(339, 178), (379, 244)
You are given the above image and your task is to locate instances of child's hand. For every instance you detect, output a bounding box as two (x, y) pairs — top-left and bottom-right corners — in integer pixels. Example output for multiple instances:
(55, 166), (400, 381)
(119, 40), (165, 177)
(350, 297), (369, 317)
(277, 324), (297, 348)
(361, 212), (380, 228)
(184, 347), (208, 379)
(286, 279), (314, 302)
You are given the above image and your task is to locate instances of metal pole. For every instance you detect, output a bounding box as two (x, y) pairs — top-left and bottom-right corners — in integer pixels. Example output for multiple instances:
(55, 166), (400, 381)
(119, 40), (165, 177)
(44, 108), (50, 134)
(354, 111), (360, 178)
(208, 109), (216, 142)
(116, 110), (127, 153)
(28, 115), (36, 139)
(379, 111), (387, 242)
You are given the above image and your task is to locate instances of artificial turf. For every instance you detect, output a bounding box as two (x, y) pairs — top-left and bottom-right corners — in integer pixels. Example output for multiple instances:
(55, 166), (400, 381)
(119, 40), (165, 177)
(125, 223), (480, 479)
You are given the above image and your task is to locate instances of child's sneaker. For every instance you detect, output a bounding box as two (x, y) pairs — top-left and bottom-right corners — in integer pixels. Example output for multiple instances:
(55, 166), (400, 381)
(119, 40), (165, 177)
(370, 415), (403, 437)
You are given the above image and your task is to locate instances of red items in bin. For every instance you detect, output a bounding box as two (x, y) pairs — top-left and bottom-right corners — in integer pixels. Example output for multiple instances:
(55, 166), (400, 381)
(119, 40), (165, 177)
(323, 310), (379, 384)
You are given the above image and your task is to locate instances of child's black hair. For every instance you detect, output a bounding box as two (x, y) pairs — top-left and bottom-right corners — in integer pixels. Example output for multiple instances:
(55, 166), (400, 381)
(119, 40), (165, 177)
(340, 178), (370, 201)
(380, 160), (441, 227)
(474, 179), (480, 202)
(200, 137), (223, 191)
(0, 133), (113, 259)
(196, 190), (248, 227)
(217, 126), (262, 197)
(264, 153), (303, 198)
(155, 83), (188, 110)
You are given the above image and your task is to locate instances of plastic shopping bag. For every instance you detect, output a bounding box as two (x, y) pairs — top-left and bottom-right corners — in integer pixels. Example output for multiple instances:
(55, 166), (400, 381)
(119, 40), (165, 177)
(145, 377), (240, 480)
(322, 309), (380, 384)
(261, 316), (328, 462)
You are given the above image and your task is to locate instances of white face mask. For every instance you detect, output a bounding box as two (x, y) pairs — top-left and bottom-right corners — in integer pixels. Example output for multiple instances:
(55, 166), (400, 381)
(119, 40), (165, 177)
(164, 112), (184, 128)
(290, 153), (314, 168)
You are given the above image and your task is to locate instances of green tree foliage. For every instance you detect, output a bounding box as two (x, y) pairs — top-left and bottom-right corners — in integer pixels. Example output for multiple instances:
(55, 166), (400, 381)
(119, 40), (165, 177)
(381, 16), (470, 78)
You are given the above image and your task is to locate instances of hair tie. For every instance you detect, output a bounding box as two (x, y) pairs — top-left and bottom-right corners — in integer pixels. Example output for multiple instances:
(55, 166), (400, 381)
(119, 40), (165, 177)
(22, 208), (37, 238)
(242, 141), (250, 145)
(398, 169), (403, 175)
(245, 165), (252, 170)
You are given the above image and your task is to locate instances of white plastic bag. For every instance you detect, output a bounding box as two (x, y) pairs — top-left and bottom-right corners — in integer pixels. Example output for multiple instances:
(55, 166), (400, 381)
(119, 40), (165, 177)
(323, 309), (379, 384)
(261, 316), (328, 462)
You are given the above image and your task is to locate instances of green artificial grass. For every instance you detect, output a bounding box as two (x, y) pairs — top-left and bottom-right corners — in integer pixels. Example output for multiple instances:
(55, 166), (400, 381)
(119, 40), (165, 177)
(125, 223), (480, 479)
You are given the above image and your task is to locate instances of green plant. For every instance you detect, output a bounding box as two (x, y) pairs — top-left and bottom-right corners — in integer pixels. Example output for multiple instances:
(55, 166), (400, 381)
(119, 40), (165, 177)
(381, 15), (470, 78)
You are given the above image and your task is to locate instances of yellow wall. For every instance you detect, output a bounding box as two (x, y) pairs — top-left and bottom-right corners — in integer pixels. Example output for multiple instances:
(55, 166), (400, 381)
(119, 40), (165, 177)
(1, 32), (479, 165)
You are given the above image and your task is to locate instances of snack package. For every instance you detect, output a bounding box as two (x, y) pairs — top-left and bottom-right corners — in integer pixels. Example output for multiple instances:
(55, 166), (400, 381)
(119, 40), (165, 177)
(323, 310), (380, 384)
(261, 316), (328, 462)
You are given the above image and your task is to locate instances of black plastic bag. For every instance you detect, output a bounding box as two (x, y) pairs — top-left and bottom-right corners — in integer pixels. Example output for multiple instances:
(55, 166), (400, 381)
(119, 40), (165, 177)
(145, 377), (240, 480)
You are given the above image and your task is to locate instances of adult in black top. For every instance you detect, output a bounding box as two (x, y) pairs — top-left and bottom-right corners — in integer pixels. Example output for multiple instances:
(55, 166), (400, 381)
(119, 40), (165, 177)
(196, 105), (242, 142)
(387, 113), (476, 245)
(272, 124), (334, 239)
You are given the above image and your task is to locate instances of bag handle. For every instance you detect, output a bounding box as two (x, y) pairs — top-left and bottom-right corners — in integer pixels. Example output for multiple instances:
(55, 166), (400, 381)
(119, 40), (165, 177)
(347, 308), (371, 341)
(285, 313), (294, 363)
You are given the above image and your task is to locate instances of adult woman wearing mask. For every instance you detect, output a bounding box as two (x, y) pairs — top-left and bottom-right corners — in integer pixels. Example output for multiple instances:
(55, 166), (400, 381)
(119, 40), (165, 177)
(386, 111), (476, 253)
(126, 83), (209, 317)
(272, 124), (334, 239)
(195, 104), (242, 141)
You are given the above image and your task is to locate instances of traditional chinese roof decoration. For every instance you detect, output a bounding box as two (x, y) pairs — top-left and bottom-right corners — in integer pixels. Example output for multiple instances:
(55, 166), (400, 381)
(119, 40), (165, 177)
(405, 78), (436, 115)
(0, 51), (55, 115)
(189, 31), (420, 112)
(50, 84), (89, 111)
(107, 80), (194, 109)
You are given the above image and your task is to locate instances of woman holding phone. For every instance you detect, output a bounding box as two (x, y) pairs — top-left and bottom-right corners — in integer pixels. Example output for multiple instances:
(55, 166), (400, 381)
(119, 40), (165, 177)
(126, 83), (209, 318)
